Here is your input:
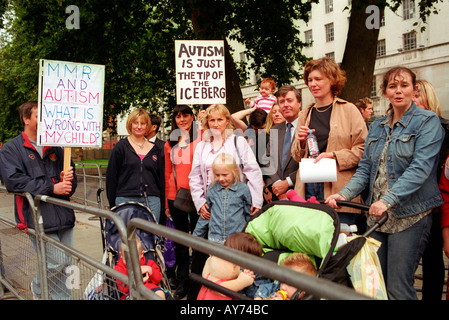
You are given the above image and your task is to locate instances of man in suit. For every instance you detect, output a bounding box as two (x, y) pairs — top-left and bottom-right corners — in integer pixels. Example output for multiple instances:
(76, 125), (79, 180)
(264, 85), (301, 202)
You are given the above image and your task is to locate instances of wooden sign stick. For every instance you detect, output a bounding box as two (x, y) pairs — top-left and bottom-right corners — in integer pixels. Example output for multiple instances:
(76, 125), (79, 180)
(63, 147), (71, 180)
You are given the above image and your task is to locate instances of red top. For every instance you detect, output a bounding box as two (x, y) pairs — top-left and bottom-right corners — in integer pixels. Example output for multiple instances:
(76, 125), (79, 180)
(114, 256), (162, 299)
(164, 135), (201, 208)
(196, 274), (233, 300)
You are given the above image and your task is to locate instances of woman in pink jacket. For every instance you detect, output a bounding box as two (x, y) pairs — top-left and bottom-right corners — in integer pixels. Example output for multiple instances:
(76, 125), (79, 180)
(189, 104), (264, 218)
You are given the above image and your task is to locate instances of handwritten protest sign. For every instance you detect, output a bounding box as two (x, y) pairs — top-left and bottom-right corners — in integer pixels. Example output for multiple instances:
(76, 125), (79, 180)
(37, 59), (105, 148)
(175, 40), (226, 105)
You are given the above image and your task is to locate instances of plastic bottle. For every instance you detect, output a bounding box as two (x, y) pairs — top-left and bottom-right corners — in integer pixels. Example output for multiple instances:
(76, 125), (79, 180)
(268, 290), (288, 300)
(306, 130), (319, 158)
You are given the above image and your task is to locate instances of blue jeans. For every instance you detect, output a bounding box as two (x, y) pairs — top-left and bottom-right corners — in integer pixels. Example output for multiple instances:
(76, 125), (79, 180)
(30, 228), (73, 300)
(370, 214), (432, 300)
(305, 183), (324, 201)
(116, 196), (161, 223)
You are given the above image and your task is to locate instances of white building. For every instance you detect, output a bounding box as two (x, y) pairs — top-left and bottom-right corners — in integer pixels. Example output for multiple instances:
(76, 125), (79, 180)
(234, 0), (449, 119)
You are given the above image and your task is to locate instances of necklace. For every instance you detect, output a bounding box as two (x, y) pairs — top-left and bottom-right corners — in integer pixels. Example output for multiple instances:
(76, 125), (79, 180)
(130, 136), (146, 149)
(314, 103), (333, 113)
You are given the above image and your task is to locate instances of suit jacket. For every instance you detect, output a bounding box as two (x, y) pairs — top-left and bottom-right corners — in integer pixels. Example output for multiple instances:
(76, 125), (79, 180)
(264, 120), (299, 189)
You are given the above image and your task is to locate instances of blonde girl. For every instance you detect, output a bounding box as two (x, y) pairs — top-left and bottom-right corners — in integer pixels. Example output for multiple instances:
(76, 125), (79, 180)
(192, 153), (252, 244)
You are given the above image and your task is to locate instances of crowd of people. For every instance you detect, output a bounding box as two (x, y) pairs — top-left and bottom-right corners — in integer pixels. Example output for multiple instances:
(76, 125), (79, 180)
(1, 58), (448, 301)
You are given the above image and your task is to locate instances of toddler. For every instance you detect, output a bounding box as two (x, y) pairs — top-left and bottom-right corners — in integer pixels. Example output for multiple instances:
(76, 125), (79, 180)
(255, 252), (317, 300)
(197, 233), (256, 300)
(245, 77), (277, 113)
(193, 153), (252, 244)
(114, 238), (166, 299)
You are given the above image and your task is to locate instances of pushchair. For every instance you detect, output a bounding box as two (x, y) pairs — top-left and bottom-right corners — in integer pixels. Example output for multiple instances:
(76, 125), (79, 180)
(84, 188), (173, 300)
(244, 199), (387, 300)
(190, 199), (386, 300)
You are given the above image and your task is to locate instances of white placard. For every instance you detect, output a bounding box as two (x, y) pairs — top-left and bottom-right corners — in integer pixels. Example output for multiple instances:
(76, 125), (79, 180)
(175, 40), (226, 105)
(37, 59), (105, 148)
(299, 158), (338, 183)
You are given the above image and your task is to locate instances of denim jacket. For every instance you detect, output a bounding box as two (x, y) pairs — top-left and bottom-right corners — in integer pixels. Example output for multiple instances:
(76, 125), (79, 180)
(339, 103), (444, 218)
(196, 181), (252, 244)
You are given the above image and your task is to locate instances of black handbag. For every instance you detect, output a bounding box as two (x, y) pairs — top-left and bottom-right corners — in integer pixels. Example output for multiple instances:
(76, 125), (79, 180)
(172, 149), (196, 213)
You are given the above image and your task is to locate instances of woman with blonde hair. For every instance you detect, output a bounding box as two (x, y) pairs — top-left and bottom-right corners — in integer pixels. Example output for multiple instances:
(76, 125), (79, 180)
(106, 108), (164, 222)
(188, 104), (263, 299)
(413, 79), (449, 300)
(265, 103), (286, 134)
(413, 79), (442, 116)
(190, 104), (263, 218)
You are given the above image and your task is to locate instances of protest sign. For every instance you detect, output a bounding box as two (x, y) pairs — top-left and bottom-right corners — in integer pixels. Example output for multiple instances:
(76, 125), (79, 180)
(175, 40), (226, 105)
(37, 59), (105, 149)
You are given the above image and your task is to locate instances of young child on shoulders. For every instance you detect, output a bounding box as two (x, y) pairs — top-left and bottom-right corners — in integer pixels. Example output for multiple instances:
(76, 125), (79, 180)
(255, 252), (317, 300)
(245, 77), (277, 113)
(114, 238), (166, 299)
(197, 233), (256, 300)
(193, 153), (252, 244)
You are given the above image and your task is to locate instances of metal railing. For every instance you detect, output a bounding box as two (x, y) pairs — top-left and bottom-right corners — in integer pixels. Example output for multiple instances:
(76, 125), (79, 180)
(72, 162), (108, 208)
(0, 185), (371, 300)
(0, 186), (132, 300)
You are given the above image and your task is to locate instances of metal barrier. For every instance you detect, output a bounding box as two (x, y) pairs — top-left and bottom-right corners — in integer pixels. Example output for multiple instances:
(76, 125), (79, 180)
(0, 186), (370, 300)
(0, 186), (134, 300)
(126, 218), (370, 300)
(72, 162), (108, 208)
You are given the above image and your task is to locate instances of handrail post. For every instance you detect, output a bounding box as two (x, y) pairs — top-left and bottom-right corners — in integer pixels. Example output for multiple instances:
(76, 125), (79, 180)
(25, 193), (49, 300)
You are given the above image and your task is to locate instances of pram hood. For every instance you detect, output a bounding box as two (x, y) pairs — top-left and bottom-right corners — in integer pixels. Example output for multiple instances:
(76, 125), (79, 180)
(245, 201), (340, 270)
(105, 202), (160, 255)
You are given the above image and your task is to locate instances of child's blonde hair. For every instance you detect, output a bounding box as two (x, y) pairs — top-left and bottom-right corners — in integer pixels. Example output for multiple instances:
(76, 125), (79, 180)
(212, 153), (241, 185)
(280, 252), (317, 276)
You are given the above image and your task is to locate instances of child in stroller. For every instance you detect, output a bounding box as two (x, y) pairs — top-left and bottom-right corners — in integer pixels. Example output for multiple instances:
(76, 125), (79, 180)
(114, 238), (166, 300)
(255, 252), (317, 300)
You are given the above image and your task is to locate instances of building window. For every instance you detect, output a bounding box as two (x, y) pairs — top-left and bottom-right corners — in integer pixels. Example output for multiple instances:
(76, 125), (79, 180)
(370, 77), (377, 98)
(305, 30), (313, 47)
(325, 52), (335, 61)
(403, 0), (415, 20)
(377, 39), (386, 57)
(403, 31), (417, 51)
(325, 0), (333, 13)
(325, 23), (334, 42)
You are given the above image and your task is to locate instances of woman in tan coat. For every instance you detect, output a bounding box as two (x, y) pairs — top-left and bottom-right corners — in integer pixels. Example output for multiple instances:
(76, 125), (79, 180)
(291, 57), (368, 225)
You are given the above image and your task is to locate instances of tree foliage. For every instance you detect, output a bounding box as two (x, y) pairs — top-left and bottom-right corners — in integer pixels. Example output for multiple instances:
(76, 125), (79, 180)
(0, 0), (444, 141)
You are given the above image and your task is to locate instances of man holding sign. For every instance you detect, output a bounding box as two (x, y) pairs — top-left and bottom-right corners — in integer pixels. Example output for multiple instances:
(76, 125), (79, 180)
(0, 101), (77, 299)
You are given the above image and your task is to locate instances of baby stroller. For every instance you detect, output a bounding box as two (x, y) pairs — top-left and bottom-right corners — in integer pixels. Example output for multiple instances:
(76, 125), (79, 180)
(84, 188), (173, 300)
(244, 199), (387, 300)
